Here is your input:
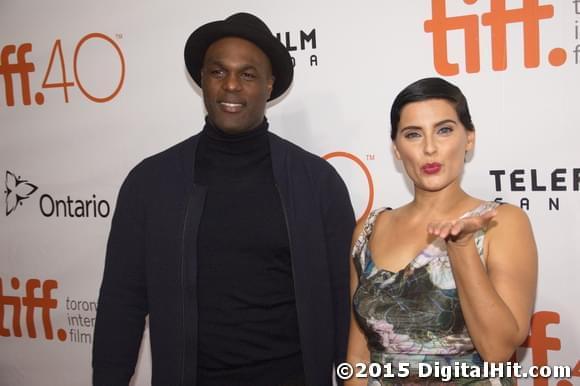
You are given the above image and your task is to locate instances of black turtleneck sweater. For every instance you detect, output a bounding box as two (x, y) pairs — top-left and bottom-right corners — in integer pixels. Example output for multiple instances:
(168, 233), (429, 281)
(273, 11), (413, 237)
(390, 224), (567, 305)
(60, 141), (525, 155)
(194, 119), (304, 386)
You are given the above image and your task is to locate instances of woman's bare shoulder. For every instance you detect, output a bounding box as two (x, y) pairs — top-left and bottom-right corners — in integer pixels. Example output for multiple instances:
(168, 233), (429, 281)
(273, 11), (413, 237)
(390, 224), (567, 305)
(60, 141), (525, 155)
(485, 202), (537, 262)
(491, 202), (532, 230)
(352, 205), (399, 242)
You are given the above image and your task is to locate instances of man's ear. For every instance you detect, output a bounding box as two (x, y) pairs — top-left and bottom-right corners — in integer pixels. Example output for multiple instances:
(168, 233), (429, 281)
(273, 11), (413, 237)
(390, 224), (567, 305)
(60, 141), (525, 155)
(267, 75), (275, 98)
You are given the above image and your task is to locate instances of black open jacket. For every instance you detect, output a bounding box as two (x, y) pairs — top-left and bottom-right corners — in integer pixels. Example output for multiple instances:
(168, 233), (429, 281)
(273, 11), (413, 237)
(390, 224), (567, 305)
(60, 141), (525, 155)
(92, 130), (355, 386)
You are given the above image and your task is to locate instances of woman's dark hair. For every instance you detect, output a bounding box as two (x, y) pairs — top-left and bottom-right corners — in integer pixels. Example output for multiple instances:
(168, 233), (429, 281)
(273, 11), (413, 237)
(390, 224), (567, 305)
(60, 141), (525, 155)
(390, 77), (474, 140)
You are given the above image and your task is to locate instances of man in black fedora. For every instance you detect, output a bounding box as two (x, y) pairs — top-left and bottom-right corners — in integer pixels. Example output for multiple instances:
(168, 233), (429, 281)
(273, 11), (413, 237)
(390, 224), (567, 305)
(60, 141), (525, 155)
(93, 12), (354, 386)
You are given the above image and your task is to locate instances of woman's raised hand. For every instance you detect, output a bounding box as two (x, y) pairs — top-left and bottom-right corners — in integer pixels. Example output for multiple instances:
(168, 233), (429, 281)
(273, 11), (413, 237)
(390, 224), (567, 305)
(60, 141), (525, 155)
(427, 209), (497, 246)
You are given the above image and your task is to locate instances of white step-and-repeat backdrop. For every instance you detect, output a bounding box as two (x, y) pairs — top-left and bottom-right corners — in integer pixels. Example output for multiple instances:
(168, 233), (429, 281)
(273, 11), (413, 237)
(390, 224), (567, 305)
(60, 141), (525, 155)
(1, 1), (578, 385)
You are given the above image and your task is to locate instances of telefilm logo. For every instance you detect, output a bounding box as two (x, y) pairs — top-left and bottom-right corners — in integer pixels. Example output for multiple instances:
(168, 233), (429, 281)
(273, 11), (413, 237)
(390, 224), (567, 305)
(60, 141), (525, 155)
(0, 32), (125, 107)
(4, 171), (110, 218)
(275, 28), (318, 67)
(0, 277), (97, 344)
(424, 0), (571, 75)
(489, 168), (580, 211)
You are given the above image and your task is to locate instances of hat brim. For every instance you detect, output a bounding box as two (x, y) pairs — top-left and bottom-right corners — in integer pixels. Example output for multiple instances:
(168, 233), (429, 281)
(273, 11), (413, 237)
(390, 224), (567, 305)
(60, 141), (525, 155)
(184, 20), (293, 101)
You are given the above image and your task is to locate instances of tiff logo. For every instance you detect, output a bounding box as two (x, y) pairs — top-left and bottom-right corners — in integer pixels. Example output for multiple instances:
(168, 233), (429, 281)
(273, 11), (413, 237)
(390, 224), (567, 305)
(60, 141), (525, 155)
(0, 277), (66, 341)
(0, 44), (35, 106)
(519, 311), (580, 385)
(424, 0), (567, 75)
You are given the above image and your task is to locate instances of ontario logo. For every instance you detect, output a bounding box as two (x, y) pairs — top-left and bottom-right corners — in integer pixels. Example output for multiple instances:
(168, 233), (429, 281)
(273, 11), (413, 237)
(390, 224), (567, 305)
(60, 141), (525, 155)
(3, 170), (110, 218)
(4, 171), (38, 216)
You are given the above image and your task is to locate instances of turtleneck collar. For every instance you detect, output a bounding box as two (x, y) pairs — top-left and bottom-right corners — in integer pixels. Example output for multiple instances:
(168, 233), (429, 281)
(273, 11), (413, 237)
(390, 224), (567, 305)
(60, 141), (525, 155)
(202, 116), (269, 143)
(195, 116), (272, 184)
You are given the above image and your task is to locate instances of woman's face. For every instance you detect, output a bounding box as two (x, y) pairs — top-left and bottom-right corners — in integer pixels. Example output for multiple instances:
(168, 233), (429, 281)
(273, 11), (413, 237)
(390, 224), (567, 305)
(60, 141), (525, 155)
(393, 98), (475, 193)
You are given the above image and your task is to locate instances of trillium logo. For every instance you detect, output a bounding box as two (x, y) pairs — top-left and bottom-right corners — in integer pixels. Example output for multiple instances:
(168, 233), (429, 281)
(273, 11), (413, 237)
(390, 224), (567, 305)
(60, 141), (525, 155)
(4, 171), (38, 216)
(4, 170), (111, 218)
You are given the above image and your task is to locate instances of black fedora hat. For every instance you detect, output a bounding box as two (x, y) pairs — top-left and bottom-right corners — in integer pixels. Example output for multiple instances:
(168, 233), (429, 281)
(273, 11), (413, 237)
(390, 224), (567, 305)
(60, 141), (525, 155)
(184, 13), (293, 101)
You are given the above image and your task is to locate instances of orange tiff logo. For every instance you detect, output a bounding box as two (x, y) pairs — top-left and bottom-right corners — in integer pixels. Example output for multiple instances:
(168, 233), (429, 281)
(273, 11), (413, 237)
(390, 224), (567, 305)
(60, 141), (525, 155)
(0, 277), (66, 341)
(0, 33), (125, 107)
(424, 0), (567, 75)
(516, 311), (580, 385)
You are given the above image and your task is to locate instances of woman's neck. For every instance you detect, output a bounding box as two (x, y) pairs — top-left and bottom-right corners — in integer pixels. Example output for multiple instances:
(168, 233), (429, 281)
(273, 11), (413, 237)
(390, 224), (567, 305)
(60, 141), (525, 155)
(407, 182), (478, 220)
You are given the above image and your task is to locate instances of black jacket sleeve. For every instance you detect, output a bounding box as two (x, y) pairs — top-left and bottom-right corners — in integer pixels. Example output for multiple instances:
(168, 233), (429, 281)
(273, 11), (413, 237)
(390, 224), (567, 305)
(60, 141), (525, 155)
(92, 167), (148, 386)
(320, 165), (356, 375)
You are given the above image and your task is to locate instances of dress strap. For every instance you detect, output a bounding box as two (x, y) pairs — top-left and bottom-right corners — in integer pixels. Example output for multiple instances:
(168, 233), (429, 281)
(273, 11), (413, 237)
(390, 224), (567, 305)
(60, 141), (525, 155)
(463, 201), (500, 262)
(351, 207), (390, 277)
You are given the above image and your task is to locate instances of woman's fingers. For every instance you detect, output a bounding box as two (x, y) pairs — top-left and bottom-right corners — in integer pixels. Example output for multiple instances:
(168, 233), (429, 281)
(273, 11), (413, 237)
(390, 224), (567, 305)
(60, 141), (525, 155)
(428, 209), (497, 241)
(450, 220), (465, 236)
(439, 222), (455, 239)
(461, 210), (497, 234)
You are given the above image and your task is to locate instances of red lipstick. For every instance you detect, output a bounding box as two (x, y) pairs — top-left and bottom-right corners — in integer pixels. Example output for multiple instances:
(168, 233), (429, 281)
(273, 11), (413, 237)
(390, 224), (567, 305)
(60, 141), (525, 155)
(422, 162), (441, 174)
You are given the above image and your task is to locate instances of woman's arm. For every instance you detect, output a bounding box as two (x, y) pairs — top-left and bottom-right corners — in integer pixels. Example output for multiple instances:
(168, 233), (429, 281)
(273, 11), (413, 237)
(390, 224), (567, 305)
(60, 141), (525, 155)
(429, 204), (538, 362)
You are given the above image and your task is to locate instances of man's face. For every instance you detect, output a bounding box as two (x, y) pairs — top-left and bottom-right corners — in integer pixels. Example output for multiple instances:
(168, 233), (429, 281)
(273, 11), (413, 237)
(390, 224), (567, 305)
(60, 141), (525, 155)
(200, 37), (274, 134)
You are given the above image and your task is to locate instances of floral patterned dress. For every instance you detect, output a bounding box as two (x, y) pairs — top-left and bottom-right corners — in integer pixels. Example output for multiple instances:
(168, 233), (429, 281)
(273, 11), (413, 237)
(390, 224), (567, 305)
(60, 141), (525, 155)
(352, 202), (512, 385)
